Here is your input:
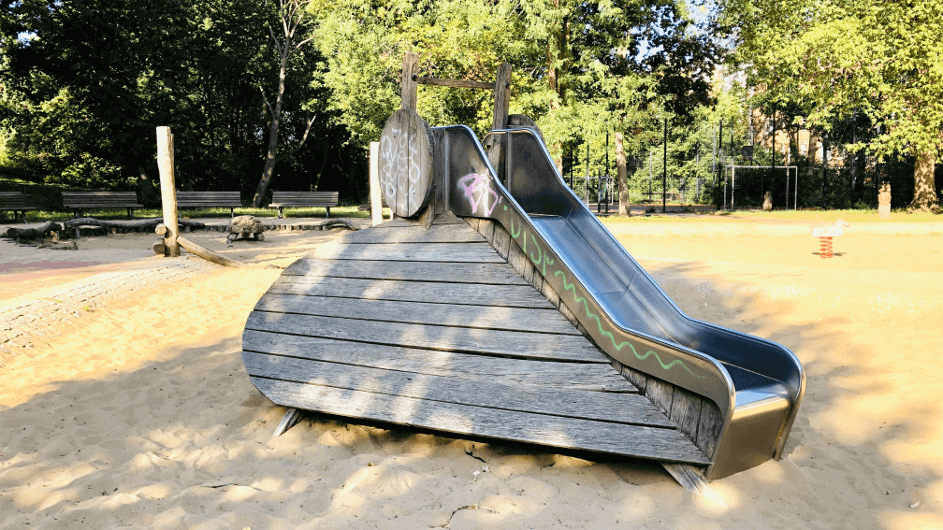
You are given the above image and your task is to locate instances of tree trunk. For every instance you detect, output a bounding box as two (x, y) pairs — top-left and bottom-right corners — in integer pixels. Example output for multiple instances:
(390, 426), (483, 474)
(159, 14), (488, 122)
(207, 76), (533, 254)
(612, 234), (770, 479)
(253, 42), (290, 207)
(910, 148), (939, 212)
(615, 130), (630, 216)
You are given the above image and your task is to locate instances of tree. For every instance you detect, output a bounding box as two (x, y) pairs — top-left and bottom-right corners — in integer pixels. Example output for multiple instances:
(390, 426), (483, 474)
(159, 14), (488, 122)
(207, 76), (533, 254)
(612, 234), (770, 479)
(720, 0), (943, 211)
(252, 0), (317, 207)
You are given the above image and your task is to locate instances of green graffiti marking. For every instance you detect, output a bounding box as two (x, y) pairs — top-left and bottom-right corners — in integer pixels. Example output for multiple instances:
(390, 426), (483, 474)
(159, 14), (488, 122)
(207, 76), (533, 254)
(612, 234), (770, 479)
(528, 235), (542, 267)
(554, 270), (705, 380)
(509, 218), (521, 239)
(506, 213), (697, 379)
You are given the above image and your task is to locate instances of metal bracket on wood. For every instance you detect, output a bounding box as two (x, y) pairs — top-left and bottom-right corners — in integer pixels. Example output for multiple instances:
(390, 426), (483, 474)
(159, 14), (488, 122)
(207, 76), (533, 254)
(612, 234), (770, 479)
(272, 407), (305, 437)
(661, 463), (726, 506)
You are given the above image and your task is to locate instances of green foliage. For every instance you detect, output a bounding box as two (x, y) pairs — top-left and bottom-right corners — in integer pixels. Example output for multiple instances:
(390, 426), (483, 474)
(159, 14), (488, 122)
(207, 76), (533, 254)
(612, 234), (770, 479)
(1, 0), (364, 200)
(719, 0), (943, 209)
(309, 0), (717, 163)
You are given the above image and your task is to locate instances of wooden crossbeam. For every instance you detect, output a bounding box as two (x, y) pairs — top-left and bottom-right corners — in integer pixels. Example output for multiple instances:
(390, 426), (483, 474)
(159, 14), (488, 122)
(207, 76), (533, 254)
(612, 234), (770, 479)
(415, 76), (495, 90)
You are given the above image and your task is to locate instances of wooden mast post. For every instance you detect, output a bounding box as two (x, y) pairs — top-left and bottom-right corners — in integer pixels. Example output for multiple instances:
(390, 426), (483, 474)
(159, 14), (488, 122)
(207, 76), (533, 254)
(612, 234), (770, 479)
(156, 126), (179, 257)
(488, 63), (512, 173)
(401, 52), (419, 112)
(369, 141), (383, 226)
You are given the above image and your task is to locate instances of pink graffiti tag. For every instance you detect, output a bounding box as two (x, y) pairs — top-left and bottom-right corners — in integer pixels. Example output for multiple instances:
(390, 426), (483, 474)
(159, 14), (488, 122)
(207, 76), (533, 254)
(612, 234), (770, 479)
(458, 172), (502, 216)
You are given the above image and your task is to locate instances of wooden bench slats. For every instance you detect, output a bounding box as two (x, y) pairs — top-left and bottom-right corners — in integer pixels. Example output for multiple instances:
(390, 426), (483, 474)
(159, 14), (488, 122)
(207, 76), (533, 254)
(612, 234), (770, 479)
(0, 192), (37, 222)
(269, 191), (339, 218)
(249, 376), (712, 465)
(254, 292), (579, 335)
(61, 191), (143, 218)
(242, 329), (638, 392)
(174, 191), (242, 216)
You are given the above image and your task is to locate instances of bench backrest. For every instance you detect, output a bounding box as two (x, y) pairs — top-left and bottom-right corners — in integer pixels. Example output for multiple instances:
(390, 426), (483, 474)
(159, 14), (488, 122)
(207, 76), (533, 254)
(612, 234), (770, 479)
(270, 191), (339, 206)
(62, 191), (142, 207)
(0, 191), (33, 208)
(175, 191), (242, 207)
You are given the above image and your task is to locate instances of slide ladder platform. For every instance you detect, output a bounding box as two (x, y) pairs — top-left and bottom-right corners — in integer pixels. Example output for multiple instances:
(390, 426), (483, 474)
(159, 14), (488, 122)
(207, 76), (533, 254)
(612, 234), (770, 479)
(241, 213), (711, 466)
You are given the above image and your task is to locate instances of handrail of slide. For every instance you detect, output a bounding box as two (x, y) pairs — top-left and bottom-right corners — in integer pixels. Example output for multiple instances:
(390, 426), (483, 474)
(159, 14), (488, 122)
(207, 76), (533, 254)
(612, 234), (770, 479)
(433, 125), (805, 479)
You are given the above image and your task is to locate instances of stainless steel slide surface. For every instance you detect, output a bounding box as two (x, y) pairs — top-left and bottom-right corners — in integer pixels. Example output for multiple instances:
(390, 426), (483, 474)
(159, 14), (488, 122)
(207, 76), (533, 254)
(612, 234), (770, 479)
(436, 125), (805, 478)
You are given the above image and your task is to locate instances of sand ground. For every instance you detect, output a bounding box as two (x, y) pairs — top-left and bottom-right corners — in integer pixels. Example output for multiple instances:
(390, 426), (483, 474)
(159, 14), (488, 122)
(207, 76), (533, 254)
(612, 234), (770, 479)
(0, 216), (941, 529)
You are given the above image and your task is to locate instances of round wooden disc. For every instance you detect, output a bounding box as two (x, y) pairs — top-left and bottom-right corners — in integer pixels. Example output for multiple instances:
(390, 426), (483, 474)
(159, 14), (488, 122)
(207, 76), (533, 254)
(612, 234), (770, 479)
(378, 109), (435, 218)
(508, 114), (545, 142)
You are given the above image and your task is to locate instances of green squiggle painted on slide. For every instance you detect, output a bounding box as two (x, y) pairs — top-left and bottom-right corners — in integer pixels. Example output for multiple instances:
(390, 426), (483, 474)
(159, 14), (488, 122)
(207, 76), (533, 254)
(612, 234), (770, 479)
(554, 270), (705, 379)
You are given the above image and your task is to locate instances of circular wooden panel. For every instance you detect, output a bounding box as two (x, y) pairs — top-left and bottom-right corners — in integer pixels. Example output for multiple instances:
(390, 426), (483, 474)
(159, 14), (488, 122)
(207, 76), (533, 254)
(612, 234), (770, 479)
(508, 114), (545, 142)
(378, 109), (435, 218)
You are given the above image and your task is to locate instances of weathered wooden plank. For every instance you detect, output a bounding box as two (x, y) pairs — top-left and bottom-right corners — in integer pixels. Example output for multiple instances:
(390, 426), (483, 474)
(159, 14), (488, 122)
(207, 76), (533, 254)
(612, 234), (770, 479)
(646, 377), (675, 417)
(661, 463), (725, 504)
(242, 330), (639, 392)
(314, 242), (504, 263)
(465, 217), (480, 232)
(670, 387), (703, 443)
(373, 212), (465, 227)
(492, 223), (512, 260)
(696, 399), (724, 459)
(250, 377), (711, 465)
(620, 363), (649, 394)
(282, 259), (530, 285)
(337, 222), (484, 244)
(477, 218), (496, 244)
(416, 76), (494, 90)
(507, 238), (529, 277)
(272, 407), (304, 437)
(540, 271), (562, 308)
(243, 353), (671, 427)
(269, 276), (553, 309)
(245, 311), (608, 363)
(254, 293), (579, 335)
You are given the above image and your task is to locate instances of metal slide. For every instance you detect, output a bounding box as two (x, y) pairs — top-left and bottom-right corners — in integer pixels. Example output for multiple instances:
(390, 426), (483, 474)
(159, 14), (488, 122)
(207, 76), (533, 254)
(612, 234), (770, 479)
(434, 125), (805, 479)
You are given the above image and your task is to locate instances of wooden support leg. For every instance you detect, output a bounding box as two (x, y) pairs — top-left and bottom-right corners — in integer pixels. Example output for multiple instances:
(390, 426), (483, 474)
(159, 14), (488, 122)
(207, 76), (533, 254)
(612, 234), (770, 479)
(325, 207), (331, 219)
(661, 463), (726, 506)
(272, 407), (304, 437)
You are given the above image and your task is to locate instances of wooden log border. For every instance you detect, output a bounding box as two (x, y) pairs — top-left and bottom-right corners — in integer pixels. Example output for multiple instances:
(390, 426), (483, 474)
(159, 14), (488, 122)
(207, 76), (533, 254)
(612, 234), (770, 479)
(467, 217), (721, 462)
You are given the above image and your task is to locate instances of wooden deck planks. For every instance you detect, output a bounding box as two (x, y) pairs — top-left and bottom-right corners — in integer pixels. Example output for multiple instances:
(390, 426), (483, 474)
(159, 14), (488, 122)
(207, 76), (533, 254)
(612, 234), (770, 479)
(338, 223), (486, 244)
(243, 353), (673, 427)
(242, 214), (711, 467)
(373, 213), (466, 227)
(254, 293), (577, 335)
(314, 242), (504, 263)
(243, 330), (639, 392)
(282, 259), (529, 285)
(246, 311), (606, 363)
(251, 377), (711, 465)
(267, 276), (551, 309)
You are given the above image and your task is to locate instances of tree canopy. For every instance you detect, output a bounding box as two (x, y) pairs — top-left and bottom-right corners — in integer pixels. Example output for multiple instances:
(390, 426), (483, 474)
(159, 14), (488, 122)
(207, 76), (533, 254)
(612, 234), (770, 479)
(720, 0), (943, 210)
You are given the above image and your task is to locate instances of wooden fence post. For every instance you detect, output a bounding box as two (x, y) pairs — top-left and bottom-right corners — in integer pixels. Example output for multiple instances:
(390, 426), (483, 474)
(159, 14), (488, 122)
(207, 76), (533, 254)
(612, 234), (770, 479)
(156, 126), (179, 257)
(369, 141), (383, 226)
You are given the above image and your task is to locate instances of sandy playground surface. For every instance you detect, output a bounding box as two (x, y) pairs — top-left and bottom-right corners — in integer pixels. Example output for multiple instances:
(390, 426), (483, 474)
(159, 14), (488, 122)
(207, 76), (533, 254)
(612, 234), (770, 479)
(0, 215), (941, 529)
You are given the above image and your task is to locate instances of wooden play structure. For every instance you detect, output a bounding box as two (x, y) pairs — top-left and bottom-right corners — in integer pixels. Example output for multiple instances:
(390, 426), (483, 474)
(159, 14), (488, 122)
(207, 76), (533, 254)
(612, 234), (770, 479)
(240, 54), (805, 489)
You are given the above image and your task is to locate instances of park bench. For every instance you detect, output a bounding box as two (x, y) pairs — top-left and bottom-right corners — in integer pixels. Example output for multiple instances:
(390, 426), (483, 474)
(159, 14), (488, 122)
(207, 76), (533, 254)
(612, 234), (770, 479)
(358, 196), (391, 218)
(268, 191), (339, 218)
(0, 192), (38, 223)
(62, 191), (143, 218)
(175, 191), (243, 217)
